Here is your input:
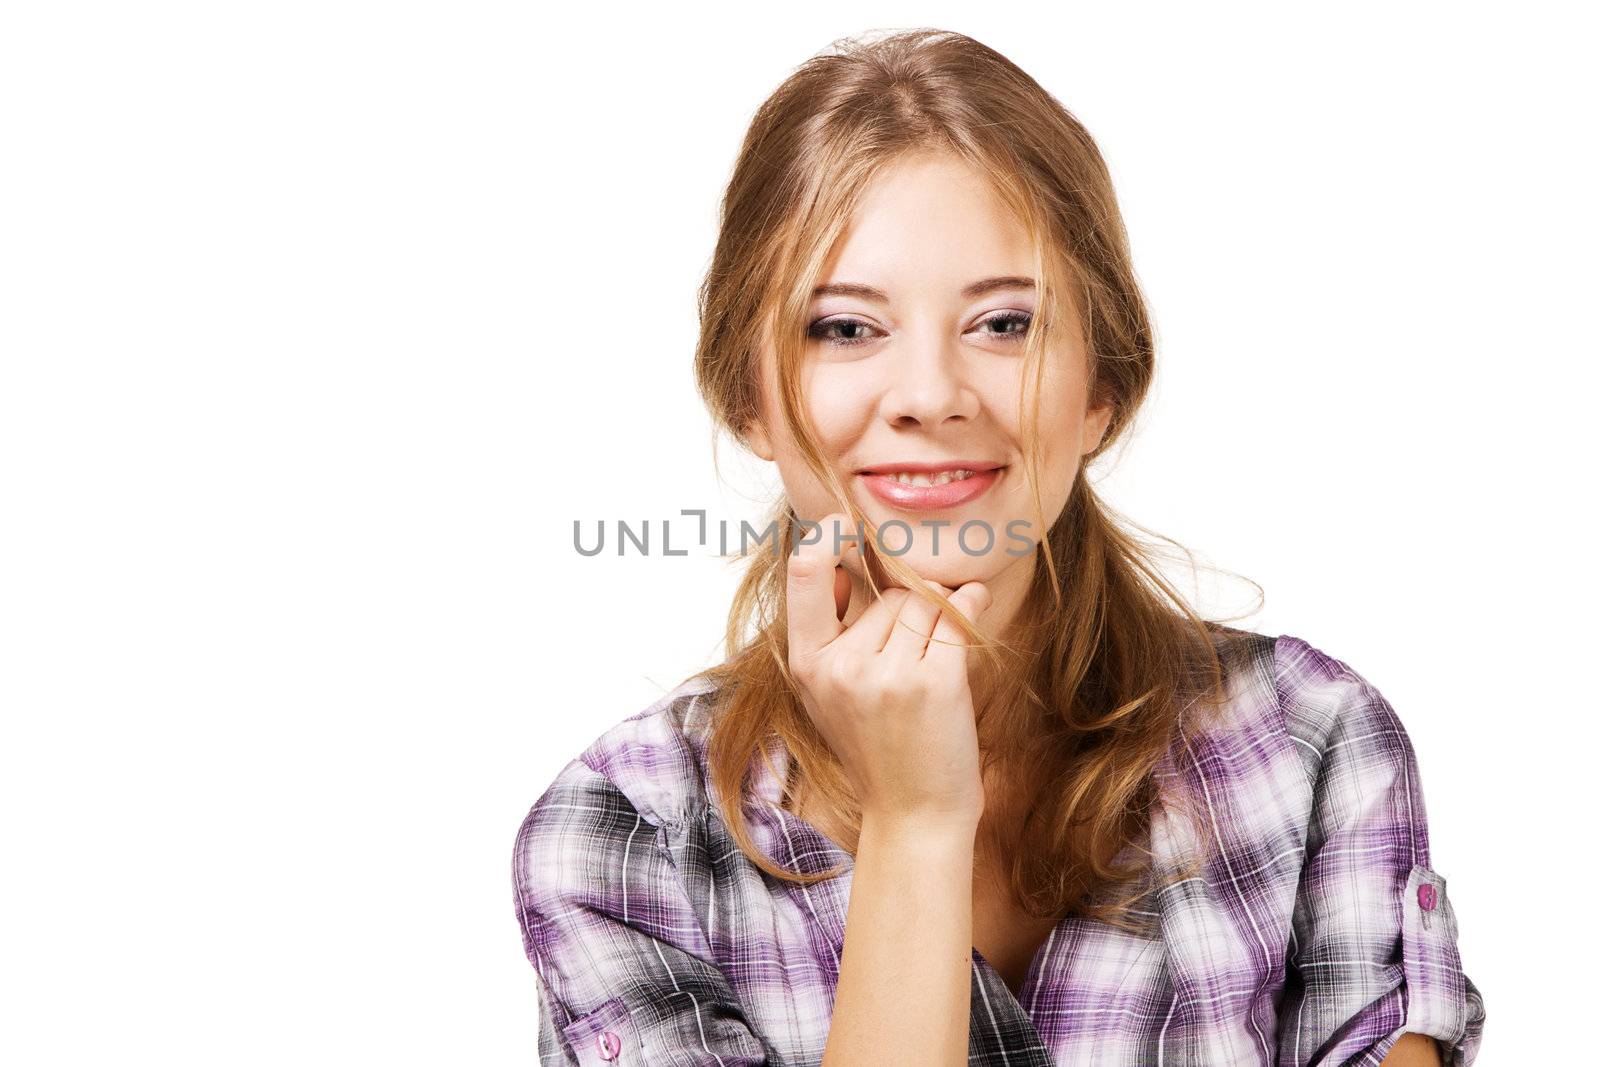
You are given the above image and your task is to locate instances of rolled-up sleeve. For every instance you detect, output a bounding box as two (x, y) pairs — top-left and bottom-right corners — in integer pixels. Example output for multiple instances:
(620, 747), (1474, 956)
(1275, 669), (1487, 1066)
(513, 757), (770, 1066)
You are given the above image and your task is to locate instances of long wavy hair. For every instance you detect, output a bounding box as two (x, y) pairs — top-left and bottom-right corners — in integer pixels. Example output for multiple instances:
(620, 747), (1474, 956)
(689, 28), (1259, 932)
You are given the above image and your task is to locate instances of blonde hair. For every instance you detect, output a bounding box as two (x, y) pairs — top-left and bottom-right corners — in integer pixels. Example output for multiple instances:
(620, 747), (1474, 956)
(689, 28), (1258, 932)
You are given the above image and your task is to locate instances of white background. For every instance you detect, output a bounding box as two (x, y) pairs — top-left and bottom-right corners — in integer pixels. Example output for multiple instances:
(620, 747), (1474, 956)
(2, 2), (1592, 1063)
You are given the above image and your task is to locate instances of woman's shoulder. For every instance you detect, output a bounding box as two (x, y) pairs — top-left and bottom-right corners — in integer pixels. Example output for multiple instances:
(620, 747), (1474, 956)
(1179, 626), (1420, 796)
(524, 672), (726, 836)
(1267, 632), (1419, 786)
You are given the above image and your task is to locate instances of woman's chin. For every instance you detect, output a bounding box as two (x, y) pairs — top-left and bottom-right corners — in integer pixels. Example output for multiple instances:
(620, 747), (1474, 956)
(860, 548), (1007, 593)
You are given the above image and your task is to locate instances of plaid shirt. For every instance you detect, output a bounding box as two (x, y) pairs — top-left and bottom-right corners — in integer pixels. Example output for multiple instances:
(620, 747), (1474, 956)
(512, 632), (1487, 1065)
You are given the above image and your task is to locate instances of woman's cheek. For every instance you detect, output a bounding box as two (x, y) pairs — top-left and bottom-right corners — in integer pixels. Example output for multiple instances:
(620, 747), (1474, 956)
(805, 371), (874, 441)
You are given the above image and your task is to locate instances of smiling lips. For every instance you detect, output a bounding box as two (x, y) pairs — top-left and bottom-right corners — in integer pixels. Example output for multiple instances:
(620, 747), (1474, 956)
(857, 460), (1005, 511)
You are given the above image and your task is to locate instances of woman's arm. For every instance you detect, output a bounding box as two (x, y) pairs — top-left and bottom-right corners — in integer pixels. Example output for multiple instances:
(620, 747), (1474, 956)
(783, 517), (995, 1067)
(1272, 636), (1486, 1066)
(513, 756), (770, 1066)
(1380, 1033), (1443, 1066)
(821, 811), (978, 1067)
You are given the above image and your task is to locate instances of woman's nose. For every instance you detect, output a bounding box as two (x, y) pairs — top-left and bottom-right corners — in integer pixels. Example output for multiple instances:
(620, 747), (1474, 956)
(880, 333), (980, 427)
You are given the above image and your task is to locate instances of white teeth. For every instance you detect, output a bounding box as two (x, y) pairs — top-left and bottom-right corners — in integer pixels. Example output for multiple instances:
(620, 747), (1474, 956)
(886, 469), (977, 487)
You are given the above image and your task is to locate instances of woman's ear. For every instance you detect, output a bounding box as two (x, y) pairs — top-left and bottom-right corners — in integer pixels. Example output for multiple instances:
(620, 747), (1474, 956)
(1082, 400), (1114, 456)
(743, 417), (776, 462)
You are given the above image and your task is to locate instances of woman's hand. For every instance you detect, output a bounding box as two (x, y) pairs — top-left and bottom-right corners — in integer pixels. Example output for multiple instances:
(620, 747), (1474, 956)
(785, 512), (993, 828)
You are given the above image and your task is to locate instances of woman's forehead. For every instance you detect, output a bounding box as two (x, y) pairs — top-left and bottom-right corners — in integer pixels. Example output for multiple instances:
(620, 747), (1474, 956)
(820, 160), (1036, 294)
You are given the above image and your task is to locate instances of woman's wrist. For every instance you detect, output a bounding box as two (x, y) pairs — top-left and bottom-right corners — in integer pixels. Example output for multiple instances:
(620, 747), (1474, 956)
(859, 806), (981, 852)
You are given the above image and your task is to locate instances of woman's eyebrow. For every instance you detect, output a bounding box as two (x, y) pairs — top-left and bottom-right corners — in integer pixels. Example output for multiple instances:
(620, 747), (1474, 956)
(961, 275), (1036, 298)
(810, 275), (1037, 302)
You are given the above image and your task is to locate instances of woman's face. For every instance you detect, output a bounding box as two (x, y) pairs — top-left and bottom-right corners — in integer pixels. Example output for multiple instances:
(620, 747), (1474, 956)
(746, 149), (1112, 599)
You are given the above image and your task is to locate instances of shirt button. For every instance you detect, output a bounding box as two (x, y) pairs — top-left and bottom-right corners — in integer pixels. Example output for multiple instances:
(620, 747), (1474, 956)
(1417, 883), (1438, 911)
(596, 1030), (622, 1060)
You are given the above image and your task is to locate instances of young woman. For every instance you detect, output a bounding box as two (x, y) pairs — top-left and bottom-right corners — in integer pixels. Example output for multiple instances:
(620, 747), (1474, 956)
(512, 29), (1486, 1067)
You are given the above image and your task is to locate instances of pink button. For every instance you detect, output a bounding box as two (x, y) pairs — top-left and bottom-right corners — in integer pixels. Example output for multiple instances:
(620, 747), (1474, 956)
(595, 1030), (622, 1060)
(1417, 883), (1438, 911)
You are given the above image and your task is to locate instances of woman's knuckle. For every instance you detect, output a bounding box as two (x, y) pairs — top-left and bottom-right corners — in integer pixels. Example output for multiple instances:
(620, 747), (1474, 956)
(788, 650), (816, 681)
(820, 654), (855, 688)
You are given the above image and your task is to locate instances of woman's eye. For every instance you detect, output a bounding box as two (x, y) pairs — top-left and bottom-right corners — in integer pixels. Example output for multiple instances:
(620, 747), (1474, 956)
(806, 317), (883, 347)
(805, 310), (1032, 348)
(974, 310), (1032, 340)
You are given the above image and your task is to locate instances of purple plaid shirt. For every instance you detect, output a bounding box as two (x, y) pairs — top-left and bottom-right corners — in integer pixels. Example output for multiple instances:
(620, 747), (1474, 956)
(512, 632), (1487, 1065)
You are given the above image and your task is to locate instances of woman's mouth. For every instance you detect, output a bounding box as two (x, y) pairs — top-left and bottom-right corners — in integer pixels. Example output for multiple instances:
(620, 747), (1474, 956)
(856, 462), (1005, 511)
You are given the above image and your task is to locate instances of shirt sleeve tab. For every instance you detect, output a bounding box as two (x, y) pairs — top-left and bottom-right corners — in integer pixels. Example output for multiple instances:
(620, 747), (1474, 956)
(1399, 864), (1470, 1049)
(560, 995), (634, 1066)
